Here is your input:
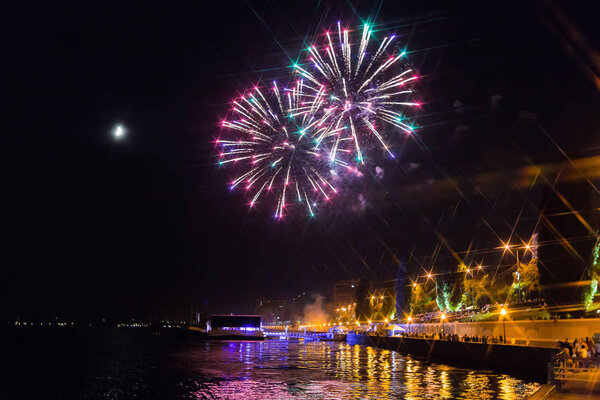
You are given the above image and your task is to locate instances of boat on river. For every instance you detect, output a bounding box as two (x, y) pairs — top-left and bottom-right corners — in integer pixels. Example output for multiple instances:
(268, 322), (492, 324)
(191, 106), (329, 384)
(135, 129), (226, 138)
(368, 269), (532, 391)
(207, 315), (264, 340)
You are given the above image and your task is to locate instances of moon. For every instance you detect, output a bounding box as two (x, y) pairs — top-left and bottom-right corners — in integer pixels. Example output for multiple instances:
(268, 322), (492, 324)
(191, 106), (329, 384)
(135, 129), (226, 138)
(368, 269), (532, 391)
(112, 124), (126, 140)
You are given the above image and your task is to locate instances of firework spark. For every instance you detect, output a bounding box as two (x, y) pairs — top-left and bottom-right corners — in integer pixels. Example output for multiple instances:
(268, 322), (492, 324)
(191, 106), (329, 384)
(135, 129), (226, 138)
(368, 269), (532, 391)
(217, 80), (347, 218)
(295, 22), (420, 163)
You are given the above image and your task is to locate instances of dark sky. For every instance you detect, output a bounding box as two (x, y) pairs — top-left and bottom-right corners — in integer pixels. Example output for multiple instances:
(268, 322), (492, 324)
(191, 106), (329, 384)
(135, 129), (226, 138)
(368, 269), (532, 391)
(5, 0), (600, 321)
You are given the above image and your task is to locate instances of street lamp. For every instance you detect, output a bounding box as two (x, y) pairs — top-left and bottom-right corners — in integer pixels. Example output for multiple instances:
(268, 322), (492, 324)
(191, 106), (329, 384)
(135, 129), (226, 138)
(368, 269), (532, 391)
(440, 313), (446, 336)
(407, 315), (412, 334)
(501, 241), (531, 302)
(500, 307), (507, 343)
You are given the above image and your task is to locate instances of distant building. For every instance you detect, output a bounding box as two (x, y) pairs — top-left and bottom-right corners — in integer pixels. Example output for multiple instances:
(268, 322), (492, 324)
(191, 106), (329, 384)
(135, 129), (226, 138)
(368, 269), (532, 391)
(257, 297), (292, 325)
(333, 280), (359, 322)
(354, 278), (373, 322)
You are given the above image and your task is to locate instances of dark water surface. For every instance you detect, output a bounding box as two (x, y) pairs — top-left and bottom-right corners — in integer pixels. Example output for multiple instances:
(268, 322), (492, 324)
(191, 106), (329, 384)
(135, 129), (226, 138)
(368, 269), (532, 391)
(2, 328), (540, 399)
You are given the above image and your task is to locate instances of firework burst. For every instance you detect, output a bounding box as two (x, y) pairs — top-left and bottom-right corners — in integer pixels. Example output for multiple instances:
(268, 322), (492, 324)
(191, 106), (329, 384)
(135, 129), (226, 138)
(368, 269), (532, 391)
(217, 80), (347, 218)
(295, 22), (420, 163)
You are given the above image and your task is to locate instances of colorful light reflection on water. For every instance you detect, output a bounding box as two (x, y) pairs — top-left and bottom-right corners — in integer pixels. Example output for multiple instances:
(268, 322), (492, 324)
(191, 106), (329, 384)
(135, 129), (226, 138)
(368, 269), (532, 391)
(167, 340), (540, 399)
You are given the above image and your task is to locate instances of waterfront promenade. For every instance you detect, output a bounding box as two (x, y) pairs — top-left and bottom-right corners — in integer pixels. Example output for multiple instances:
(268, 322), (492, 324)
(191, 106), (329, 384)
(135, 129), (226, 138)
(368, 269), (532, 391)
(342, 332), (600, 399)
(396, 318), (600, 347)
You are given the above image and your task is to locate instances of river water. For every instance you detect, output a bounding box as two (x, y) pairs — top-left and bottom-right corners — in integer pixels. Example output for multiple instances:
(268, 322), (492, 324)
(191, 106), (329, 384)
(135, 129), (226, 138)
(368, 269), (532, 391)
(3, 328), (540, 399)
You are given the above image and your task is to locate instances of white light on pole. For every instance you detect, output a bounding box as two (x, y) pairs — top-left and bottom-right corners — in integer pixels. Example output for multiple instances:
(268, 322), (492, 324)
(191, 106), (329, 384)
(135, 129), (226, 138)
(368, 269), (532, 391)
(500, 308), (507, 343)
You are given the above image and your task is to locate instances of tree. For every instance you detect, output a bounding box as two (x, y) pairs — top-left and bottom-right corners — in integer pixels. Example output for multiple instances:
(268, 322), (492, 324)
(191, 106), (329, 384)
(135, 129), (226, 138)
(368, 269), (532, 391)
(518, 258), (540, 298)
(395, 260), (407, 319)
(583, 239), (600, 310)
(355, 278), (372, 321)
(410, 282), (434, 314)
(464, 273), (491, 308)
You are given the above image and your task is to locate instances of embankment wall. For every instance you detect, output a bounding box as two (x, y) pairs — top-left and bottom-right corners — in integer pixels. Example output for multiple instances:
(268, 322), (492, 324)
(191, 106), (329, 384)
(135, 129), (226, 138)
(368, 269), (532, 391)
(347, 334), (557, 381)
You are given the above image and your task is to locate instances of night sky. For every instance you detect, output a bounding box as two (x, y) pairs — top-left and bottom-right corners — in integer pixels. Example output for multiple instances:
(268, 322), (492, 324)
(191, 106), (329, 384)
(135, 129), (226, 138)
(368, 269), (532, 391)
(5, 0), (599, 321)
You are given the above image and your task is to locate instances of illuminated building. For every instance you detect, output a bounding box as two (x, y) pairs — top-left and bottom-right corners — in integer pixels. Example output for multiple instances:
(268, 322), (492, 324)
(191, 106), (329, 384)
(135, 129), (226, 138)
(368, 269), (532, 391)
(333, 280), (359, 320)
(257, 297), (296, 325)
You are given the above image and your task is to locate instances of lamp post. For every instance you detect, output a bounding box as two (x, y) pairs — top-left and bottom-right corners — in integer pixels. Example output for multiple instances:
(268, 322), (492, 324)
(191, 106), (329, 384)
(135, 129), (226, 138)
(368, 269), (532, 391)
(500, 307), (507, 344)
(503, 242), (532, 303)
(465, 267), (475, 308)
(407, 316), (412, 334)
(441, 313), (446, 336)
(516, 249), (521, 302)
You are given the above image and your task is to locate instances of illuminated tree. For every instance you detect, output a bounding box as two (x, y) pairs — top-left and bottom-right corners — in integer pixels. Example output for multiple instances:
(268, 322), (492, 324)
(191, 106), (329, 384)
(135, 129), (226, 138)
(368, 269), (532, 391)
(464, 273), (491, 308)
(583, 238), (600, 310)
(410, 282), (435, 314)
(517, 258), (541, 299)
(436, 281), (463, 312)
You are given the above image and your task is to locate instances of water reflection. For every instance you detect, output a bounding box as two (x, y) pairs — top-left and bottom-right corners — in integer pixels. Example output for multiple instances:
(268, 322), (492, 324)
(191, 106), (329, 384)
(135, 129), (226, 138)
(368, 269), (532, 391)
(169, 340), (539, 399)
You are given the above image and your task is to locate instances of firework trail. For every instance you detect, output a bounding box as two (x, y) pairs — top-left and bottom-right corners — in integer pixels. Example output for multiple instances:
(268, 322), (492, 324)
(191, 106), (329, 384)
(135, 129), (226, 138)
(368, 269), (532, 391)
(217, 80), (348, 218)
(295, 22), (420, 164)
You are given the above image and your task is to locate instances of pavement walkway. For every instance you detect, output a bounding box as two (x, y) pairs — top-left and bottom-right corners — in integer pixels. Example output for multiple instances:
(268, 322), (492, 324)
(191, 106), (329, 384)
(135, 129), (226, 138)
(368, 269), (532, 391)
(529, 371), (600, 399)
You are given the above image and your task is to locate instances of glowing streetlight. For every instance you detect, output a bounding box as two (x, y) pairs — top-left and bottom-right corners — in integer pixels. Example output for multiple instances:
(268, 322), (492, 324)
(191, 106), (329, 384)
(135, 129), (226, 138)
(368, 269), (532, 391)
(500, 308), (507, 343)
(407, 316), (412, 322)
(427, 273), (432, 280)
(478, 265), (483, 270)
(413, 282), (417, 288)
(440, 313), (446, 336)
(502, 239), (532, 302)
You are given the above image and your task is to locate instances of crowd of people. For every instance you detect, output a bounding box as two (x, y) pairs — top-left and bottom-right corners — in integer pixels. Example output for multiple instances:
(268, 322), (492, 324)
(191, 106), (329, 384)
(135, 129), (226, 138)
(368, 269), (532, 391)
(559, 337), (600, 359)
(410, 299), (549, 323)
(396, 331), (509, 344)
